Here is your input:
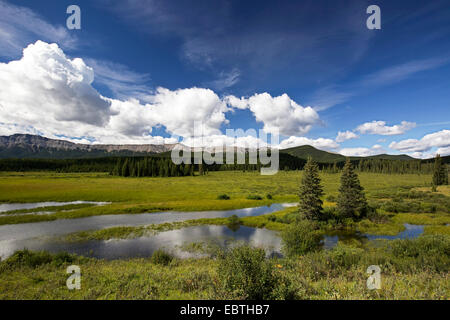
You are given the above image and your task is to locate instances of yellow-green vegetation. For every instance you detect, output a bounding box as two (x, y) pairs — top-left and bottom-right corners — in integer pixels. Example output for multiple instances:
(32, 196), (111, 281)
(1, 235), (448, 300)
(424, 225), (450, 236)
(0, 171), (435, 225)
(1, 170), (449, 300)
(356, 219), (405, 236)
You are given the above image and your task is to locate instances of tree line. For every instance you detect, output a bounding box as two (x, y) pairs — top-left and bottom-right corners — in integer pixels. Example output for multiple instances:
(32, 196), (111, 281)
(112, 157), (195, 177)
(321, 158), (443, 174)
(0, 153), (447, 177)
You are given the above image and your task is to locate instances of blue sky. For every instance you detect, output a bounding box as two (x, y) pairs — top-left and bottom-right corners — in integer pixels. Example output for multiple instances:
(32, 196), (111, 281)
(0, 0), (449, 158)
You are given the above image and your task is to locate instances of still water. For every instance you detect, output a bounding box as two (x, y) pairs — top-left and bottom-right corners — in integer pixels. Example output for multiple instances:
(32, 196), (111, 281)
(3, 225), (282, 260)
(0, 203), (293, 259)
(0, 202), (426, 260)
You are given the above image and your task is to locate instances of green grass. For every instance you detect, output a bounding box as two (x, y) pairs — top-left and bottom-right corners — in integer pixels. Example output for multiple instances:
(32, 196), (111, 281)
(0, 203), (97, 215)
(424, 225), (450, 236)
(0, 171), (449, 300)
(1, 237), (448, 300)
(0, 171), (433, 225)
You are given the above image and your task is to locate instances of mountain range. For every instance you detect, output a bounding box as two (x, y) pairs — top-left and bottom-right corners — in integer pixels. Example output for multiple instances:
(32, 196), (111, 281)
(0, 134), (418, 162)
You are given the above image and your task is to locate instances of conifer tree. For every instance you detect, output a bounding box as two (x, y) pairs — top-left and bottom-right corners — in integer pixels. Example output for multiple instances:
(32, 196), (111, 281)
(121, 159), (130, 177)
(433, 154), (448, 186)
(337, 158), (368, 220)
(440, 163), (448, 185)
(298, 157), (324, 220)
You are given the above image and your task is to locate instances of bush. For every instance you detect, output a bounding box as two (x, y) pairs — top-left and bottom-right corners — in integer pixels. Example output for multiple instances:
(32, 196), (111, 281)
(0, 250), (78, 272)
(266, 193), (273, 200)
(216, 246), (295, 299)
(227, 214), (241, 231)
(326, 245), (364, 269)
(326, 195), (337, 202)
(0, 250), (52, 271)
(281, 220), (322, 257)
(217, 194), (230, 200)
(321, 207), (338, 221)
(388, 235), (450, 272)
(247, 194), (263, 200)
(150, 249), (174, 266)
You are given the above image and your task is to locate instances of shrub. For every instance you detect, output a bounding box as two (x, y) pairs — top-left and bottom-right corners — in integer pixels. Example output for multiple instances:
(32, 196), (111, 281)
(217, 194), (230, 200)
(0, 250), (52, 271)
(0, 250), (79, 272)
(326, 195), (337, 202)
(321, 206), (338, 221)
(266, 193), (273, 200)
(227, 215), (241, 231)
(247, 194), (263, 200)
(388, 236), (450, 272)
(51, 252), (77, 266)
(281, 220), (322, 257)
(326, 245), (364, 269)
(150, 249), (174, 266)
(216, 246), (295, 299)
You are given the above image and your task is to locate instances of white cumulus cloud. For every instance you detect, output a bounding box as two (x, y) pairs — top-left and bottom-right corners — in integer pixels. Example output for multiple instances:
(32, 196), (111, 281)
(0, 41), (231, 144)
(0, 41), (113, 126)
(389, 129), (450, 153)
(336, 130), (358, 143)
(226, 93), (320, 136)
(340, 144), (385, 157)
(356, 120), (416, 136)
(278, 136), (339, 151)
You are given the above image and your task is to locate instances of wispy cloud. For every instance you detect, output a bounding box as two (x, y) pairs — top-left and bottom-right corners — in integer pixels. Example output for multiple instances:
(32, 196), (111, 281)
(206, 68), (240, 91)
(360, 57), (449, 88)
(103, 0), (373, 86)
(310, 56), (449, 111)
(0, 0), (76, 58)
(84, 58), (152, 102)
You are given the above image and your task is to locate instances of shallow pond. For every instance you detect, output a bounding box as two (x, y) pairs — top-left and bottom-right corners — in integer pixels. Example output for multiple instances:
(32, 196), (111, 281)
(2, 225), (282, 260)
(0, 202), (427, 261)
(0, 203), (293, 259)
(0, 222), (426, 261)
(322, 223), (425, 249)
(0, 203), (293, 241)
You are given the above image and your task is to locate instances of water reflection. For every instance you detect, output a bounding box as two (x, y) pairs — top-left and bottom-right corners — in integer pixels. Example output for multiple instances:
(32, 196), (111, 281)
(322, 223), (425, 248)
(1, 225), (282, 260)
(0, 203), (294, 242)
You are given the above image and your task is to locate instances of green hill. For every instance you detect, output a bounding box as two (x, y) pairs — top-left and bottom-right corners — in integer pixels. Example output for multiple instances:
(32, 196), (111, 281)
(280, 145), (346, 163)
(280, 145), (416, 163)
(365, 154), (415, 161)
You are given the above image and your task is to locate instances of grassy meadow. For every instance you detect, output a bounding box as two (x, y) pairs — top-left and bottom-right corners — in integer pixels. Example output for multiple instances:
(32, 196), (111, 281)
(0, 171), (444, 224)
(0, 170), (449, 299)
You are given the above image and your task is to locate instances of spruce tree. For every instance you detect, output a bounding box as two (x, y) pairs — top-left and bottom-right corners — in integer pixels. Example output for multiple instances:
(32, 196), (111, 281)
(121, 159), (130, 177)
(337, 158), (368, 220)
(440, 163), (448, 185)
(433, 154), (448, 186)
(298, 157), (323, 220)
